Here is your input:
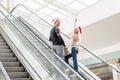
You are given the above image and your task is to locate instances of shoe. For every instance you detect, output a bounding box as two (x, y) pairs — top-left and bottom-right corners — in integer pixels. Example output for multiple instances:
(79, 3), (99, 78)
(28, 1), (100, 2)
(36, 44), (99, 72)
(65, 68), (73, 76)
(70, 74), (76, 77)
(69, 74), (77, 80)
(65, 68), (70, 76)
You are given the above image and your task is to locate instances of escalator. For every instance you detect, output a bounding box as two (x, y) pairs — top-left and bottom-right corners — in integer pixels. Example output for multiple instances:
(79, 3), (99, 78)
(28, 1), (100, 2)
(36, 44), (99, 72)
(10, 4), (101, 80)
(0, 61), (11, 80)
(0, 4), (84, 80)
(17, 16), (100, 80)
(10, 4), (120, 80)
(0, 34), (32, 80)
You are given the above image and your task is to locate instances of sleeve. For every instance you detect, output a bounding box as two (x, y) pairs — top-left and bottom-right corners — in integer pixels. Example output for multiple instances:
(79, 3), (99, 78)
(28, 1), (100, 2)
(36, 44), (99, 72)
(59, 35), (66, 47)
(61, 37), (66, 47)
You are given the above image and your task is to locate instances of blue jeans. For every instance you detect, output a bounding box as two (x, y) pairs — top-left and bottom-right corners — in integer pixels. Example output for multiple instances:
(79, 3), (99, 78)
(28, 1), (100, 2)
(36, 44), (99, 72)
(52, 45), (64, 73)
(65, 47), (78, 72)
(52, 45), (64, 59)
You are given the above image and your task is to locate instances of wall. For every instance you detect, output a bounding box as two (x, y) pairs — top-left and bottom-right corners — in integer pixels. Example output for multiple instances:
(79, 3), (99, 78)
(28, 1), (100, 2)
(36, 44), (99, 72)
(61, 0), (120, 34)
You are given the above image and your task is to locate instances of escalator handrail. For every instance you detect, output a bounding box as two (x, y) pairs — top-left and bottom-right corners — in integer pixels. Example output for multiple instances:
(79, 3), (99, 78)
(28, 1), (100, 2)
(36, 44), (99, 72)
(10, 4), (91, 80)
(0, 62), (11, 80)
(0, 4), (71, 80)
(0, 4), (43, 80)
(11, 4), (99, 80)
(17, 16), (101, 80)
(11, 4), (120, 74)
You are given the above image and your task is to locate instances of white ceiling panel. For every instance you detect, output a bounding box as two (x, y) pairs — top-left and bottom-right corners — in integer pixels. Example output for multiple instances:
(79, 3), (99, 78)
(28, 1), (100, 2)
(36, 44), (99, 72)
(68, 1), (86, 11)
(78, 0), (99, 5)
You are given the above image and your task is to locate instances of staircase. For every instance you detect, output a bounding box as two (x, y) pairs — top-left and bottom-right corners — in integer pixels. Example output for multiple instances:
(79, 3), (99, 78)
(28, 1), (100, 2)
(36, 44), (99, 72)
(0, 34), (33, 80)
(87, 63), (113, 80)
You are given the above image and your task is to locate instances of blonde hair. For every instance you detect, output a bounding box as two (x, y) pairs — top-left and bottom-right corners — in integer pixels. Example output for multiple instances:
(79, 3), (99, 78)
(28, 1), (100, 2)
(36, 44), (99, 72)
(73, 28), (80, 42)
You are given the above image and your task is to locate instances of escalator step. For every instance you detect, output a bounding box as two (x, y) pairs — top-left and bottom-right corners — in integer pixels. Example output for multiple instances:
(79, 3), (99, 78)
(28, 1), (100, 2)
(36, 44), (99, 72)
(0, 57), (17, 62)
(0, 49), (12, 53)
(0, 39), (4, 42)
(2, 62), (21, 67)
(5, 67), (25, 72)
(0, 42), (7, 45)
(0, 53), (14, 57)
(8, 72), (28, 78)
(11, 78), (32, 80)
(0, 45), (9, 49)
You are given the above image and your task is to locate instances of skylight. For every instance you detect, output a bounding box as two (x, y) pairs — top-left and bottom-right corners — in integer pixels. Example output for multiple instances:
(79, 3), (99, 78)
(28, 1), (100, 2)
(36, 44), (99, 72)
(39, 7), (54, 15)
(56, 0), (73, 5)
(47, 4), (59, 10)
(50, 12), (66, 19)
(23, 0), (40, 9)
(11, 0), (101, 22)
(15, 0), (26, 4)
(44, 17), (53, 24)
(36, 12), (45, 18)
(78, 0), (99, 5)
(68, 1), (86, 11)
(58, 9), (71, 16)
(34, 0), (45, 4)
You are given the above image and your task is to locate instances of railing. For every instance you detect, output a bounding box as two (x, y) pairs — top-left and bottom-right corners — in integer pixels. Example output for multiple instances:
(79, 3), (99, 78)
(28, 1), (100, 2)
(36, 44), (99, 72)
(0, 62), (10, 80)
(0, 4), (83, 80)
(17, 16), (101, 80)
(10, 4), (120, 80)
(11, 4), (120, 73)
(10, 4), (106, 80)
(0, 4), (42, 80)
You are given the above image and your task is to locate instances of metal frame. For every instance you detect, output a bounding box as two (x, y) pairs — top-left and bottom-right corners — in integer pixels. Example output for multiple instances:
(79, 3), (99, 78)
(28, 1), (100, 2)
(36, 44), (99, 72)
(11, 3), (120, 74)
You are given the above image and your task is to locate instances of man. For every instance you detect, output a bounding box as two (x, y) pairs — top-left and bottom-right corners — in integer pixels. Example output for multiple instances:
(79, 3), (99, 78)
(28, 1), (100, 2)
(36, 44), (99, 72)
(49, 18), (66, 59)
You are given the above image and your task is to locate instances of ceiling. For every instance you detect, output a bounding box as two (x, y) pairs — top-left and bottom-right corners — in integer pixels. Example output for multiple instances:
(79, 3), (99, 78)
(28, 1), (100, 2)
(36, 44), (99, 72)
(1, 0), (101, 24)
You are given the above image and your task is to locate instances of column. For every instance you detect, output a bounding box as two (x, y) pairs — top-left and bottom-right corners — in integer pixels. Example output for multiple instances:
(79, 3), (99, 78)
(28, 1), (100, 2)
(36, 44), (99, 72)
(7, 0), (15, 12)
(109, 59), (120, 80)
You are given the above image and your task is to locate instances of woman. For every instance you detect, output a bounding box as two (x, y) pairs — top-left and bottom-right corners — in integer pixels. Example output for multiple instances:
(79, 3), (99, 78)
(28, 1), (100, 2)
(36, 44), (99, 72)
(64, 27), (82, 72)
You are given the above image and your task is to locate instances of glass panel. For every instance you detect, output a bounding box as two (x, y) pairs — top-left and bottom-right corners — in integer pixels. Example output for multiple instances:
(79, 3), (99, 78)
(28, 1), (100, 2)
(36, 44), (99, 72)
(11, 5), (87, 80)
(15, 0), (26, 4)
(78, 0), (99, 5)
(40, 7), (54, 15)
(68, 1), (86, 11)
(36, 12), (45, 18)
(10, 4), (120, 80)
(44, 17), (53, 25)
(23, 0), (40, 9)
(47, 4), (59, 10)
(56, 0), (73, 5)
(58, 9), (71, 16)
(34, 0), (45, 4)
(50, 12), (66, 19)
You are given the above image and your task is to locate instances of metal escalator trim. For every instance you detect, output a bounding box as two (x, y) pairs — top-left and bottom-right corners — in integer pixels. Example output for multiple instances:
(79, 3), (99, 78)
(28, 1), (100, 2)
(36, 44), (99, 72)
(10, 3), (120, 75)
(13, 17), (86, 80)
(17, 17), (52, 49)
(8, 5), (85, 80)
(0, 5), (42, 80)
(0, 4), (70, 80)
(11, 24), (69, 80)
(0, 62), (10, 80)
(2, 25), (42, 80)
(17, 17), (100, 80)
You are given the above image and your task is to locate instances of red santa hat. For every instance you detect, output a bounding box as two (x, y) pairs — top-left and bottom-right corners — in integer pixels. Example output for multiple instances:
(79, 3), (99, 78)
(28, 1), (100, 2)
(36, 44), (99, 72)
(78, 26), (82, 34)
(52, 18), (59, 24)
